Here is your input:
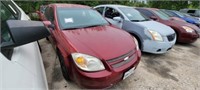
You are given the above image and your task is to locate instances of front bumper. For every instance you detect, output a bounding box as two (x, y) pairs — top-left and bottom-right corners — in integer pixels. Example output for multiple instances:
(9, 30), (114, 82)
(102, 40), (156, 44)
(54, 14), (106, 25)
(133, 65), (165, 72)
(70, 50), (141, 89)
(178, 31), (199, 43)
(142, 35), (176, 54)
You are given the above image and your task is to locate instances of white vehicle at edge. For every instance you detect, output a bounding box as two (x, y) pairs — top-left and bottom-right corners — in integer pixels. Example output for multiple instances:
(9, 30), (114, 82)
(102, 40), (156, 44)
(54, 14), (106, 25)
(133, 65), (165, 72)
(0, 1), (48, 90)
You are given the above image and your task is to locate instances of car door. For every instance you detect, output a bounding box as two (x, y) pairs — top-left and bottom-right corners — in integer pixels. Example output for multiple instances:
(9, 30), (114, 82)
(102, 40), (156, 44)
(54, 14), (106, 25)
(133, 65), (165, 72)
(104, 7), (124, 28)
(0, 1), (48, 89)
(95, 6), (123, 28)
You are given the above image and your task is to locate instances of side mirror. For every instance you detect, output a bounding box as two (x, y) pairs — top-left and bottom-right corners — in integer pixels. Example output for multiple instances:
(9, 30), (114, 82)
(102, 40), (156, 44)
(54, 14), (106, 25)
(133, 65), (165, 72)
(43, 21), (55, 29)
(113, 17), (122, 22)
(150, 16), (158, 20)
(1, 20), (50, 49)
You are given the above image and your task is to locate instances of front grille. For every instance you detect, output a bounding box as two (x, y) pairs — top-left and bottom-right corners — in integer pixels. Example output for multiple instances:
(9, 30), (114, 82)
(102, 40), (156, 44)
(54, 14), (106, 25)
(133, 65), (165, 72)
(167, 34), (175, 42)
(106, 50), (136, 68)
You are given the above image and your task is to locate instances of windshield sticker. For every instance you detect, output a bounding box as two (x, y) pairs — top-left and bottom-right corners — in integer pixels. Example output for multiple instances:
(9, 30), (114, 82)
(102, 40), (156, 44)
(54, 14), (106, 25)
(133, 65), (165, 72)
(127, 13), (132, 17)
(64, 18), (73, 23)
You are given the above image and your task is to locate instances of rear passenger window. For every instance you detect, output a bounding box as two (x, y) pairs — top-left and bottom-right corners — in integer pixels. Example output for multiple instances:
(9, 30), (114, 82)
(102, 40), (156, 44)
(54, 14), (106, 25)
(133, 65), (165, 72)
(95, 7), (104, 15)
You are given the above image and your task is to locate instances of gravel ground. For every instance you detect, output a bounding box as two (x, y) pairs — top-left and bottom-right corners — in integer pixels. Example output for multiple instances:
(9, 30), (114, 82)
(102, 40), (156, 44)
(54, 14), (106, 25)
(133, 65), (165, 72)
(39, 38), (200, 90)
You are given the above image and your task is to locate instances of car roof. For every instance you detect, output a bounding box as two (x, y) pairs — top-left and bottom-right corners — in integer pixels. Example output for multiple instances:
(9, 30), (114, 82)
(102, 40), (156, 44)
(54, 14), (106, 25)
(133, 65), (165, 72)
(96, 4), (134, 8)
(49, 3), (90, 8)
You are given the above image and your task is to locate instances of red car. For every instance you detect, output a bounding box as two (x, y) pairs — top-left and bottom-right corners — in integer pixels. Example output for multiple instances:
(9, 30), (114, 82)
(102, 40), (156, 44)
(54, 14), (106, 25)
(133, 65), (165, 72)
(41, 4), (141, 89)
(136, 8), (200, 43)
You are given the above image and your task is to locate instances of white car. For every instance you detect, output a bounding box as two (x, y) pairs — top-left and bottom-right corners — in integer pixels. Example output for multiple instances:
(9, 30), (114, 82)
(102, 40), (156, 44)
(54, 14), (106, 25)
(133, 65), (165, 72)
(0, 1), (49, 90)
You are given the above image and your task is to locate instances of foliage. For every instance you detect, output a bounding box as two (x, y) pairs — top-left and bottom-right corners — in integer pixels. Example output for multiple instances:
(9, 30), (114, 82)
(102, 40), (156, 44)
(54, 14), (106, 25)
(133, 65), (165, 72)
(148, 1), (199, 10)
(15, 0), (199, 20)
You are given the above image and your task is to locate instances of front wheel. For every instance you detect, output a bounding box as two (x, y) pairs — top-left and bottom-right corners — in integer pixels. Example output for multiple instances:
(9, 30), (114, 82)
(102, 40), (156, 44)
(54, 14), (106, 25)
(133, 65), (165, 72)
(57, 50), (71, 81)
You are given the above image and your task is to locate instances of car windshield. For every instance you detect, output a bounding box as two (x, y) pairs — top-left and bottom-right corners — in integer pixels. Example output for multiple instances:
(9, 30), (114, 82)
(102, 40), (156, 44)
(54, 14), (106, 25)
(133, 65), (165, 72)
(119, 7), (150, 22)
(160, 10), (174, 17)
(57, 8), (109, 30)
(153, 10), (170, 20)
(173, 11), (185, 18)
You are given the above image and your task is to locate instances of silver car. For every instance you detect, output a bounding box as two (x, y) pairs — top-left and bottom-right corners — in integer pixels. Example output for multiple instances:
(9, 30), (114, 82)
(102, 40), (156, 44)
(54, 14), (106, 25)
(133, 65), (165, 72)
(94, 5), (176, 54)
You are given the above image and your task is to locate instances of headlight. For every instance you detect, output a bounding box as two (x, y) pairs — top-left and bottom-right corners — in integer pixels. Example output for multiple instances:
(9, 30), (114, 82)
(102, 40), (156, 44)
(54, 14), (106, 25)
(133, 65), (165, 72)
(149, 30), (163, 41)
(182, 26), (194, 33)
(71, 53), (105, 72)
(132, 36), (139, 50)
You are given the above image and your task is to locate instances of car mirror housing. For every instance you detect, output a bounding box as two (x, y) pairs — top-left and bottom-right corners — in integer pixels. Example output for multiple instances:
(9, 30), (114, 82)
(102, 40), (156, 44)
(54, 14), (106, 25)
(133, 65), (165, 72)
(150, 16), (158, 20)
(1, 20), (50, 49)
(43, 21), (54, 29)
(113, 17), (122, 22)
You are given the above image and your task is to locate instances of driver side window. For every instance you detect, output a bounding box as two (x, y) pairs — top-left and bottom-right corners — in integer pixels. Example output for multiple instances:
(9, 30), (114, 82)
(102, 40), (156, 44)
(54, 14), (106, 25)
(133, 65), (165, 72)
(1, 2), (18, 60)
(1, 3), (15, 43)
(105, 7), (123, 19)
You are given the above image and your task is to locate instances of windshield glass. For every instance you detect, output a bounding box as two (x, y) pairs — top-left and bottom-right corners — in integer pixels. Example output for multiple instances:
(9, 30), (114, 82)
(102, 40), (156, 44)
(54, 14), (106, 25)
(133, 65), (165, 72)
(173, 11), (184, 17)
(153, 10), (170, 20)
(57, 8), (109, 30)
(119, 7), (149, 22)
(160, 10), (174, 17)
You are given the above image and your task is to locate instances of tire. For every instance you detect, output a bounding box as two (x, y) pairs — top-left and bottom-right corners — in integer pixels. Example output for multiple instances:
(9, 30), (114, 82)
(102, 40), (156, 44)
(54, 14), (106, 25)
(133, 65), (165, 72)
(57, 49), (71, 81)
(46, 37), (49, 41)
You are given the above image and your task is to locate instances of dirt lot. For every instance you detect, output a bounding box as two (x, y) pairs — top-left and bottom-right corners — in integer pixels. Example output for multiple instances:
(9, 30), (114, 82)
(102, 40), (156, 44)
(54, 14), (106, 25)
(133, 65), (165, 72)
(39, 38), (200, 90)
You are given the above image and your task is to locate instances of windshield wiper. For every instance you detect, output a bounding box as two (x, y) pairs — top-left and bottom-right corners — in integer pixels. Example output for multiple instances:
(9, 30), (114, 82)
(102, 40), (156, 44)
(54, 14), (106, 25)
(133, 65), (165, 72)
(62, 24), (105, 30)
(62, 27), (82, 30)
(130, 20), (141, 22)
(83, 24), (104, 28)
(131, 19), (150, 22)
(140, 19), (150, 21)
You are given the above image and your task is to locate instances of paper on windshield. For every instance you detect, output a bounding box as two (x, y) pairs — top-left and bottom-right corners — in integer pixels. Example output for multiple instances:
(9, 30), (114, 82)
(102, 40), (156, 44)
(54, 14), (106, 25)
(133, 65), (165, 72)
(64, 18), (74, 23)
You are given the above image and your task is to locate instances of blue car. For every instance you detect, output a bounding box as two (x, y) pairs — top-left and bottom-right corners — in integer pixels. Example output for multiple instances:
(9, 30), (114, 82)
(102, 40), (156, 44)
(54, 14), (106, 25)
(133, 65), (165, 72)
(164, 10), (200, 27)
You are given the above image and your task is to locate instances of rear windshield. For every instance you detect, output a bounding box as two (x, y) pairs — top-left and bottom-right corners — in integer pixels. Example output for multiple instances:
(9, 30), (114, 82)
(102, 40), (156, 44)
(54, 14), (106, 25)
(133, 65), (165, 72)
(173, 11), (185, 18)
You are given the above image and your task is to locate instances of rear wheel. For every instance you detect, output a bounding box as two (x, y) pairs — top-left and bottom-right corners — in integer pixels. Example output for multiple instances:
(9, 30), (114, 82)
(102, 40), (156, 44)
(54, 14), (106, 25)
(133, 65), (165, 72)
(57, 49), (71, 81)
(46, 37), (49, 41)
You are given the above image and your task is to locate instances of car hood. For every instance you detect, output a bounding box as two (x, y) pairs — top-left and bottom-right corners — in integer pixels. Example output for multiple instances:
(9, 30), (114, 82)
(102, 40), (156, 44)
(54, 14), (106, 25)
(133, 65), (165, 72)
(166, 19), (200, 33)
(62, 25), (136, 60)
(135, 20), (175, 36)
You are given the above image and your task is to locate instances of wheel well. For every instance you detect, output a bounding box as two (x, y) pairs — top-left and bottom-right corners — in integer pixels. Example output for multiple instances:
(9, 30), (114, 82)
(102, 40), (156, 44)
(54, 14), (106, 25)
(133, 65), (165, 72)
(130, 33), (142, 49)
(171, 27), (179, 42)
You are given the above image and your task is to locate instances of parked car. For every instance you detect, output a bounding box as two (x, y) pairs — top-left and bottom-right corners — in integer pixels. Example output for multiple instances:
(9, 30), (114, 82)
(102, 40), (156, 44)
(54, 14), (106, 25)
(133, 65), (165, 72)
(180, 9), (200, 17)
(1, 0), (49, 90)
(162, 9), (200, 27)
(160, 9), (186, 22)
(136, 8), (200, 43)
(94, 5), (176, 54)
(40, 4), (141, 89)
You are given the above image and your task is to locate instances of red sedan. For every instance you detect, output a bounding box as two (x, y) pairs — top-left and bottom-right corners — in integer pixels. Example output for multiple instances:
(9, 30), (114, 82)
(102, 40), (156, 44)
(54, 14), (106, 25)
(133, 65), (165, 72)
(136, 8), (199, 43)
(40, 4), (141, 89)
